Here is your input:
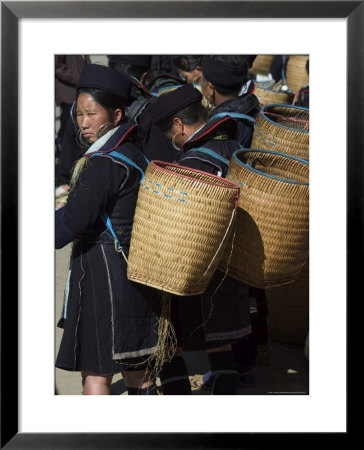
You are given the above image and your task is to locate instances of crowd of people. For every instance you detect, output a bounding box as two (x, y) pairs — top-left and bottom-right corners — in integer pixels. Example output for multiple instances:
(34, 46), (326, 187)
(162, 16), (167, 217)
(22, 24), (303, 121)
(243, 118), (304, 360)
(55, 54), (309, 395)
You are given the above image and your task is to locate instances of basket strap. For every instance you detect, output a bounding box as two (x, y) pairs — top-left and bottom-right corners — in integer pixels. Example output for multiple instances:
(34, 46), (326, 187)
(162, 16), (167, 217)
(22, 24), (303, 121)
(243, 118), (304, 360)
(91, 151), (148, 261)
(209, 112), (256, 124)
(189, 147), (230, 167)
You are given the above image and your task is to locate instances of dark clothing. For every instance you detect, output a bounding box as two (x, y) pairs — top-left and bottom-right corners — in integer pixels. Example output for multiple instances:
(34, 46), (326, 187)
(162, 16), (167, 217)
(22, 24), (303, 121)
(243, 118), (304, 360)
(144, 56), (185, 96)
(56, 124), (161, 374)
(55, 55), (91, 106)
(55, 55), (90, 172)
(295, 85), (309, 108)
(173, 117), (252, 350)
(180, 116), (240, 176)
(137, 97), (182, 163)
(57, 114), (83, 186)
(269, 55), (289, 83)
(208, 94), (261, 148)
(57, 103), (72, 148)
(63, 130), (146, 234)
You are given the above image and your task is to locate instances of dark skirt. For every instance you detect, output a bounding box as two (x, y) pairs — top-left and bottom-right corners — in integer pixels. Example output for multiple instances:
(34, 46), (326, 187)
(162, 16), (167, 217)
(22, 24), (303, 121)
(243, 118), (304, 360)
(173, 271), (252, 351)
(56, 232), (161, 376)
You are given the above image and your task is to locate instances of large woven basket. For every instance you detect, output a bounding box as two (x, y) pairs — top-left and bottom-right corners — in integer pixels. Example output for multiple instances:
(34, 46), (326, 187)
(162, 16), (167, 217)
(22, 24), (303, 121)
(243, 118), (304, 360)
(286, 55), (309, 98)
(127, 161), (240, 296)
(266, 261), (309, 344)
(254, 85), (294, 107)
(251, 104), (309, 161)
(219, 149), (309, 288)
(249, 55), (275, 76)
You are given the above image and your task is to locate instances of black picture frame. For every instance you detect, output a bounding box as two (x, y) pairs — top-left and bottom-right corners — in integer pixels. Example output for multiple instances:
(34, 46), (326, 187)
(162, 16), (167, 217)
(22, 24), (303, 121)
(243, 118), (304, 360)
(1, 1), (359, 448)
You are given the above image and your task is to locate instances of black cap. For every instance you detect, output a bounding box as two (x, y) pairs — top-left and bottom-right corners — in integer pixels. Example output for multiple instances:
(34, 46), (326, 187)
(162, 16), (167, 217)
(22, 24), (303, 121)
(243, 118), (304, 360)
(201, 55), (248, 90)
(77, 64), (134, 104)
(148, 84), (202, 124)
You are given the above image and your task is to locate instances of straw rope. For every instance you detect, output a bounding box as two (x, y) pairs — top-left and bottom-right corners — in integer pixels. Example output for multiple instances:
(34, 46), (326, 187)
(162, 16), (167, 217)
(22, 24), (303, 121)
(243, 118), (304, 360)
(251, 104), (309, 161)
(218, 149), (309, 288)
(127, 162), (240, 296)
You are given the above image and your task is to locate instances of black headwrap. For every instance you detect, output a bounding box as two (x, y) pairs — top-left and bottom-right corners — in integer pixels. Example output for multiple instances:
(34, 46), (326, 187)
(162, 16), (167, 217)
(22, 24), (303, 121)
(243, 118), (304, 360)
(107, 55), (152, 70)
(201, 55), (247, 91)
(77, 64), (134, 105)
(148, 84), (202, 124)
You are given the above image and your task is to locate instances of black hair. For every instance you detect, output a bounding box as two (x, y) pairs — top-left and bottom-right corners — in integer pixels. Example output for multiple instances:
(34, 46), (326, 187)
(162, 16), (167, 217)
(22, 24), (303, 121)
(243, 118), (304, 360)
(210, 55), (249, 96)
(157, 101), (208, 134)
(111, 63), (147, 82)
(75, 88), (127, 124)
(173, 55), (202, 72)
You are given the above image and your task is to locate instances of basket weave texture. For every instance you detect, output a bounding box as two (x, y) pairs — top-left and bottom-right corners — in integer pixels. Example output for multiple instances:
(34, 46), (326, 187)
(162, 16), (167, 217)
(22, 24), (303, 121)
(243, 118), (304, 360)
(286, 55), (309, 98)
(254, 86), (294, 107)
(249, 55), (275, 75)
(127, 161), (240, 296)
(219, 149), (309, 288)
(266, 261), (309, 344)
(251, 104), (309, 161)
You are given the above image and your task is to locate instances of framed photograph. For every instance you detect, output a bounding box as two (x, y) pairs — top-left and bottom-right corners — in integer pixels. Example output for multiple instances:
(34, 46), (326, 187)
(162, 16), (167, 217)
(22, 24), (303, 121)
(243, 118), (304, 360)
(1, 0), (359, 447)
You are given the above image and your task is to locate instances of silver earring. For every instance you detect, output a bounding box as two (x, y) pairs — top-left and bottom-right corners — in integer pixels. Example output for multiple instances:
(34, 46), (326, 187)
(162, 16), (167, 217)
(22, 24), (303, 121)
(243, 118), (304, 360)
(97, 122), (114, 139)
(76, 129), (89, 148)
(172, 131), (188, 151)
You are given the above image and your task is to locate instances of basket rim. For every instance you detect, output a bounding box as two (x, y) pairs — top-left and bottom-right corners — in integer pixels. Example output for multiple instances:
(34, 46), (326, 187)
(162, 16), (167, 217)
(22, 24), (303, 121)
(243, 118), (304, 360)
(149, 160), (240, 190)
(259, 103), (309, 133)
(232, 148), (309, 185)
(254, 85), (294, 95)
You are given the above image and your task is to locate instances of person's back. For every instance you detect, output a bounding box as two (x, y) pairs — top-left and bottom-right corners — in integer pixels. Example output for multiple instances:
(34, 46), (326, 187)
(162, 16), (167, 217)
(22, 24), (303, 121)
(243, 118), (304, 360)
(200, 55), (261, 148)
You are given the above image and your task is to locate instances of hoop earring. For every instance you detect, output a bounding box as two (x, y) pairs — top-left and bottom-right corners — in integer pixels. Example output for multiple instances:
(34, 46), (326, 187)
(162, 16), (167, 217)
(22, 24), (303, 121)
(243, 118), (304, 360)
(172, 131), (188, 151)
(97, 121), (115, 139)
(76, 129), (89, 149)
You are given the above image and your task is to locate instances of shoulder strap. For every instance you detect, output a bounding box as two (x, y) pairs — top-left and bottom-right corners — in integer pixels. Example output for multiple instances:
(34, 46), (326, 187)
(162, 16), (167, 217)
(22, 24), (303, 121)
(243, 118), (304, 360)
(90, 150), (149, 256)
(188, 147), (230, 167)
(209, 112), (256, 124)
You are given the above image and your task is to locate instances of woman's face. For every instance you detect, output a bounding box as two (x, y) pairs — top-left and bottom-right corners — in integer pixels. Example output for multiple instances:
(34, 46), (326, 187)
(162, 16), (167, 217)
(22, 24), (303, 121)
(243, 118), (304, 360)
(199, 73), (213, 102)
(76, 93), (111, 144)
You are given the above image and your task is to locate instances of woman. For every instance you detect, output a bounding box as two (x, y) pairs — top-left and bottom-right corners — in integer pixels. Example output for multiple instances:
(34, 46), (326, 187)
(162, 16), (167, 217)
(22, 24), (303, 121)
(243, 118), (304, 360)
(173, 55), (202, 84)
(201, 56), (270, 380)
(145, 84), (252, 395)
(200, 55), (260, 148)
(55, 64), (161, 395)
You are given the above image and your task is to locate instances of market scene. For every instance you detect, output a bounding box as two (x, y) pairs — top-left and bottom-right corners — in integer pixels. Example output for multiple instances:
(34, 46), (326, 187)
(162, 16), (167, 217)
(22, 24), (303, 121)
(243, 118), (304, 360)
(55, 54), (309, 396)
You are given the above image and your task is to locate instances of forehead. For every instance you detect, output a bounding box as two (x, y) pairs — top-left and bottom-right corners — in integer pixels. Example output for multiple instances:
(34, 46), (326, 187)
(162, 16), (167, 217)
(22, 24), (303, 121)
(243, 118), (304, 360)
(76, 92), (100, 109)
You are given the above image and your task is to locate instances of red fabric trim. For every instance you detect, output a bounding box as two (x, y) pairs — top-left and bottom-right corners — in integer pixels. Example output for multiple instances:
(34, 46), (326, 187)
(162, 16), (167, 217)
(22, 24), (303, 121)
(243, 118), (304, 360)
(182, 116), (237, 150)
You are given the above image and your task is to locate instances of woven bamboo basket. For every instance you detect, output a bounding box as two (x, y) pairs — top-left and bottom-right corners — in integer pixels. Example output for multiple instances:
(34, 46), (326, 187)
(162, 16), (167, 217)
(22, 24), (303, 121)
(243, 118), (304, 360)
(251, 104), (309, 161)
(286, 55), (309, 98)
(266, 261), (309, 344)
(127, 161), (240, 296)
(254, 85), (294, 107)
(249, 55), (275, 76)
(219, 149), (309, 288)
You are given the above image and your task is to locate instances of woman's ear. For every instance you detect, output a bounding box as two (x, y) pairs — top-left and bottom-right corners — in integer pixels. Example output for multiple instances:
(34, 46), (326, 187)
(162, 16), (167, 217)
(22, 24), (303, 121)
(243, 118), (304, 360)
(207, 81), (215, 92)
(172, 117), (183, 131)
(113, 109), (123, 125)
